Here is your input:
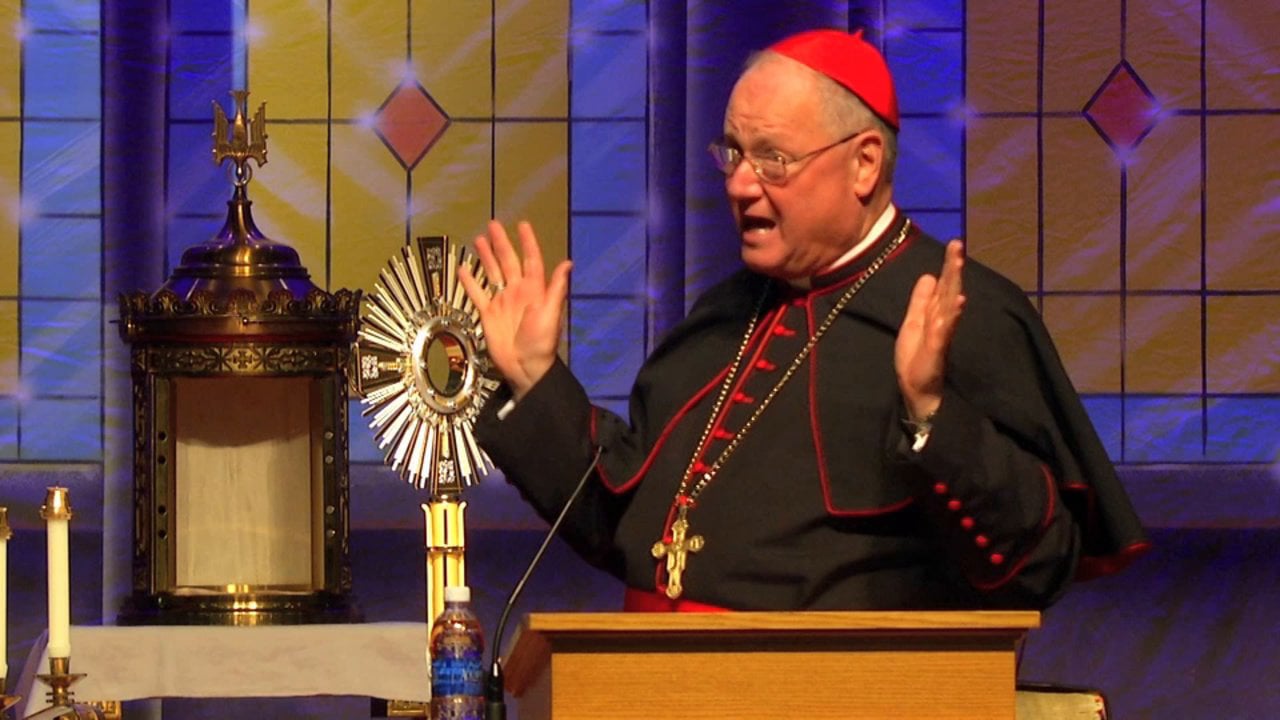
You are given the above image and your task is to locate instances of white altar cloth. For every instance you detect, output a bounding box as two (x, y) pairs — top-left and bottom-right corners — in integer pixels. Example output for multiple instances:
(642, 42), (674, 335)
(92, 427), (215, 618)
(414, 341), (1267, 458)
(14, 623), (429, 716)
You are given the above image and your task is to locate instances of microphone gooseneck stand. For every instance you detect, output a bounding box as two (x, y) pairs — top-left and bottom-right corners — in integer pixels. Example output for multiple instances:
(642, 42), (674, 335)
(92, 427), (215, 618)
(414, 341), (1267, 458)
(485, 446), (604, 720)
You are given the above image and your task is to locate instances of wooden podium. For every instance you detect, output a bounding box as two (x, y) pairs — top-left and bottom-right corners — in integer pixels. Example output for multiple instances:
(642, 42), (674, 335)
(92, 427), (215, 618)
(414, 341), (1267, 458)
(503, 610), (1040, 720)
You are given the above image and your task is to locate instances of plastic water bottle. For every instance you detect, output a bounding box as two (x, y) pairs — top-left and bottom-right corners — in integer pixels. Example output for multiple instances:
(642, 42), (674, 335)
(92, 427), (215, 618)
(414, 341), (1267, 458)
(430, 585), (485, 720)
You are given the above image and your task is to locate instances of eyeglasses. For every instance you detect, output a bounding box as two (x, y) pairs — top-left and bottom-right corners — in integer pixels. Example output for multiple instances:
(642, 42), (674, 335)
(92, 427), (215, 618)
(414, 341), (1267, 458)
(707, 129), (867, 185)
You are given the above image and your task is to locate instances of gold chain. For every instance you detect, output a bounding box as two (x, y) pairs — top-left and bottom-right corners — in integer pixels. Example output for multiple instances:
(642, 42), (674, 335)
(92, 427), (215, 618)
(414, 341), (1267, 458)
(675, 220), (911, 505)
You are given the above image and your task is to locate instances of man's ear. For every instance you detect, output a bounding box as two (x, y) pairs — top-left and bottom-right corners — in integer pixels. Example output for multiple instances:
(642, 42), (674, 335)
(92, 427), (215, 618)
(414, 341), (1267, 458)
(850, 131), (884, 200)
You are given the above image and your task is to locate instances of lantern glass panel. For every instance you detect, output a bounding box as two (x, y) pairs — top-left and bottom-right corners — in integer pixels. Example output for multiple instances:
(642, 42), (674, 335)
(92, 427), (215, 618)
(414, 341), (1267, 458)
(172, 376), (320, 591)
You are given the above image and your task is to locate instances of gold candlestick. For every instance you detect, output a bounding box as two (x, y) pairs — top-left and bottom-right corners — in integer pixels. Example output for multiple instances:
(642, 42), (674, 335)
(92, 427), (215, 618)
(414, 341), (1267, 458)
(23, 490), (106, 720)
(23, 657), (105, 719)
(37, 657), (83, 709)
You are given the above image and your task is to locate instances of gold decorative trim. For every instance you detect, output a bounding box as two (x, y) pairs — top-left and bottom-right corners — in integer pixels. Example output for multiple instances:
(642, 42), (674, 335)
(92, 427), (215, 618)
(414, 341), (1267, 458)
(40, 487), (74, 521)
(123, 286), (359, 318)
(90, 700), (123, 720)
(140, 344), (344, 375)
(380, 699), (428, 718)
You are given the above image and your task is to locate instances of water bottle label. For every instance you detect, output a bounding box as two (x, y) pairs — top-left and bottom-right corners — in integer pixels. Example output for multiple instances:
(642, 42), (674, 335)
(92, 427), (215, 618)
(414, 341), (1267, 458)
(432, 697), (484, 720)
(431, 655), (484, 697)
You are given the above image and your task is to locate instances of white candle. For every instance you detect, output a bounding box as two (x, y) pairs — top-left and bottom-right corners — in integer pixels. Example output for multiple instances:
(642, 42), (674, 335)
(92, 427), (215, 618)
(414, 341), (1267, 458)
(0, 506), (10, 679)
(41, 488), (72, 659)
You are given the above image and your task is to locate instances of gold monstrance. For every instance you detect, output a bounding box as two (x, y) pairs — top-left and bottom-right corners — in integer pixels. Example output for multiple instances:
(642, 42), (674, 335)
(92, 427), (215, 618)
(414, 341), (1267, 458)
(353, 236), (500, 626)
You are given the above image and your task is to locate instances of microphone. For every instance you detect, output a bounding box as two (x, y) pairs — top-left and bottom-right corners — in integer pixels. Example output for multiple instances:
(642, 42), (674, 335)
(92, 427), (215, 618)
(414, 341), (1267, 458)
(485, 445), (604, 720)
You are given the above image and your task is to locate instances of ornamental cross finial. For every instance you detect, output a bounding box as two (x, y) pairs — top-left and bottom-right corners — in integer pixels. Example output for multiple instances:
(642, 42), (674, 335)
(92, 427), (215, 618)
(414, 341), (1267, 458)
(650, 503), (704, 600)
(212, 90), (268, 186)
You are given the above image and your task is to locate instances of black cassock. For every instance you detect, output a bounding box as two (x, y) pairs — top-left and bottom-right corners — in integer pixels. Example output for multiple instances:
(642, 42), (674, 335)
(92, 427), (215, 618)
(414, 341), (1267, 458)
(476, 214), (1149, 611)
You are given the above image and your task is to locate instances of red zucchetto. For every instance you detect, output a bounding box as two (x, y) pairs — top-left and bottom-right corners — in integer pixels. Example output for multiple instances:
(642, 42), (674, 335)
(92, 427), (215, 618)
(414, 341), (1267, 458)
(768, 29), (900, 131)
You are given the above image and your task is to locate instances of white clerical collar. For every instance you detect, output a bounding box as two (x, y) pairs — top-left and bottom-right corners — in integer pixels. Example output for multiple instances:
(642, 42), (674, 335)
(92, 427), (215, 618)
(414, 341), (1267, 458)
(787, 204), (898, 290)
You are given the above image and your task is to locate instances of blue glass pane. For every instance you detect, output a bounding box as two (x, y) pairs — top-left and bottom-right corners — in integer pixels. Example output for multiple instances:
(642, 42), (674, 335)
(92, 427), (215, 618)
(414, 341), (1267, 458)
(571, 121), (646, 212)
(20, 398), (100, 460)
(886, 0), (963, 29)
(894, 116), (961, 210)
(23, 32), (101, 118)
(170, 0), (234, 33)
(166, 215), (227, 273)
(22, 121), (101, 214)
(167, 123), (231, 216)
(909, 211), (962, 243)
(572, 0), (646, 30)
(170, 34), (235, 120)
(21, 299), (101, 396)
(1206, 396), (1280, 463)
(1080, 395), (1122, 463)
(21, 217), (100, 299)
(25, 0), (99, 31)
(572, 32), (647, 117)
(887, 30), (961, 114)
(570, 297), (645, 397)
(1124, 396), (1203, 463)
(570, 215), (646, 296)
(348, 398), (383, 464)
(0, 398), (16, 459)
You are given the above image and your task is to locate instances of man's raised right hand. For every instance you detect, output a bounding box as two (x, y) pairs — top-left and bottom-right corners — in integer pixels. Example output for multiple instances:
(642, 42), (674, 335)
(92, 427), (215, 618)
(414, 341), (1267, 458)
(458, 219), (573, 400)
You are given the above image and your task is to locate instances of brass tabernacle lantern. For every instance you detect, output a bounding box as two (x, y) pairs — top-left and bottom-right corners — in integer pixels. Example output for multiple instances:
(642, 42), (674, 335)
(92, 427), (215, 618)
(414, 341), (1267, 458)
(117, 92), (362, 624)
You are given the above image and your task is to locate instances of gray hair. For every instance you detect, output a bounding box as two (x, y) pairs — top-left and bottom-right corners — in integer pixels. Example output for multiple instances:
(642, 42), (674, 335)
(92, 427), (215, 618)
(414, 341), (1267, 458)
(745, 51), (899, 185)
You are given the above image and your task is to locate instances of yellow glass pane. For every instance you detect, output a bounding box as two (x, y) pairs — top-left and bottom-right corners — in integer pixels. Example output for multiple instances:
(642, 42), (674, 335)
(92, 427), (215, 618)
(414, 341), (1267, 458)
(494, 122), (567, 267)
(0, 300), (14, 394)
(965, 117), (1039, 290)
(414, 2), (492, 118)
(1041, 295), (1122, 393)
(1207, 2), (1280, 108)
(0, 1), (18, 116)
(0, 122), (18, 296)
(330, 1), (406, 119)
(248, 0), (328, 119)
(1127, 117), (1201, 291)
(1125, 295), (1202, 393)
(1043, 0), (1121, 113)
(1042, 117), (1121, 291)
(1129, 0), (1201, 111)
(329, 124), (411, 292)
(1207, 296), (1280, 393)
(495, 0), (568, 118)
(1206, 115), (1280, 290)
(410, 122), (492, 255)
(250, 124), (328, 286)
(966, 0), (1039, 113)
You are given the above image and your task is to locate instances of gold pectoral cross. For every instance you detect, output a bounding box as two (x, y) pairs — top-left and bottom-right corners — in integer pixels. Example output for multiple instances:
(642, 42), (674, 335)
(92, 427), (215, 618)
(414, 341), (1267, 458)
(651, 503), (704, 599)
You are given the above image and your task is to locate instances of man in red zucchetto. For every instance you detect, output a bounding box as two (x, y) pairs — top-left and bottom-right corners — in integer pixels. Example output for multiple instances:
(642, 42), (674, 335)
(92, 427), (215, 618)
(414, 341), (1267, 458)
(461, 28), (1148, 612)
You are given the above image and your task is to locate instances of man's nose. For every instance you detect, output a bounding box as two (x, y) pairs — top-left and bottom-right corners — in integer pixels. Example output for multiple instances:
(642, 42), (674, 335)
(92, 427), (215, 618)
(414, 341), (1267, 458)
(724, 157), (762, 197)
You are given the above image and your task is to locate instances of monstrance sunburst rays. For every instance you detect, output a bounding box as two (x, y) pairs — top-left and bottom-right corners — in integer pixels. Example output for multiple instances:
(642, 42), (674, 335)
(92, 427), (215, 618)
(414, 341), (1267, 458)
(354, 236), (500, 495)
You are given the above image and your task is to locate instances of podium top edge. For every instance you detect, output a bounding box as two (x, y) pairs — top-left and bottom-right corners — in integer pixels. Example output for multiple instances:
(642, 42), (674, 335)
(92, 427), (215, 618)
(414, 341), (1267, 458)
(520, 610), (1041, 634)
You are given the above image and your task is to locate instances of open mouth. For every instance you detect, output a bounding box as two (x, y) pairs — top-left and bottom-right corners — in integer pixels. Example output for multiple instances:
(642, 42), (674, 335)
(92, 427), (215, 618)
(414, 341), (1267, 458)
(740, 216), (776, 234)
